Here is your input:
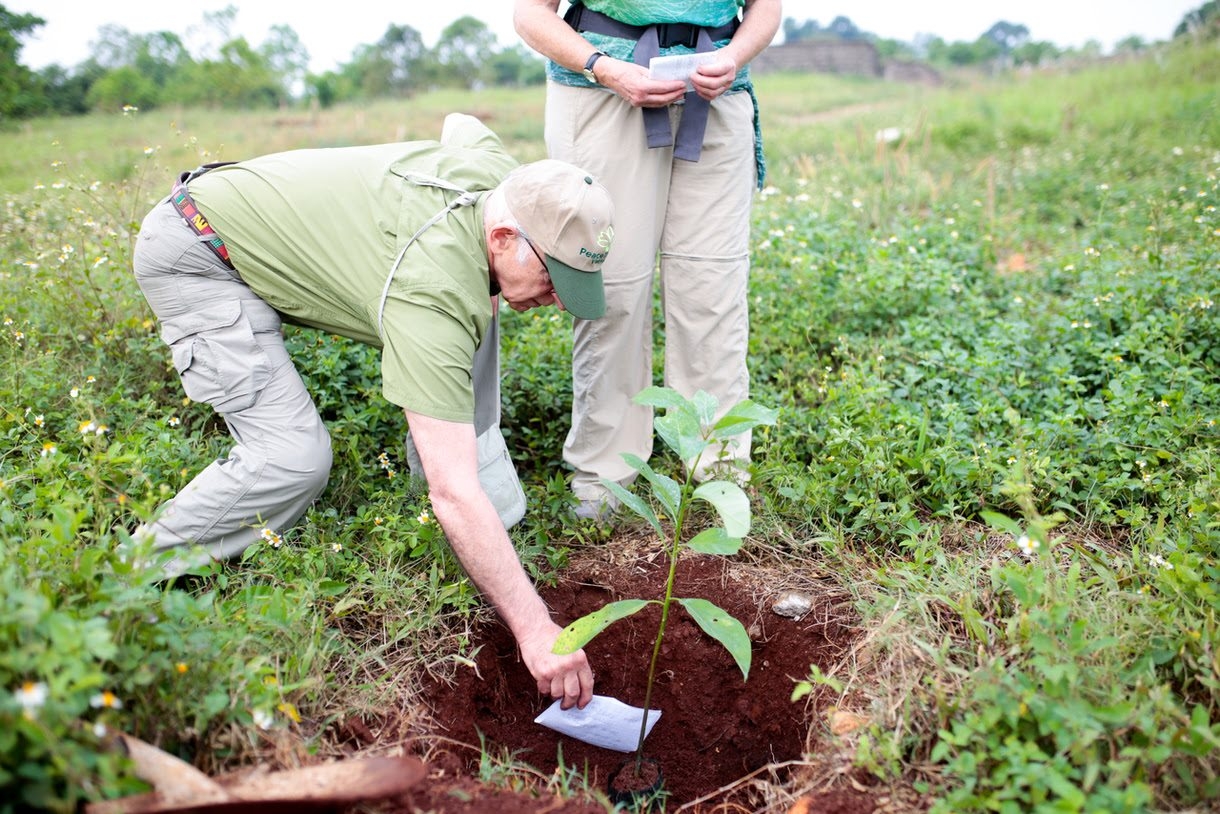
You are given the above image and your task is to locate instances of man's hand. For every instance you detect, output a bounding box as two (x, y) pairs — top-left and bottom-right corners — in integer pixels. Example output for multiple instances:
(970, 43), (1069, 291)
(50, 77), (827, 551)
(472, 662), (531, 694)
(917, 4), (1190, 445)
(518, 621), (595, 710)
(404, 409), (597, 711)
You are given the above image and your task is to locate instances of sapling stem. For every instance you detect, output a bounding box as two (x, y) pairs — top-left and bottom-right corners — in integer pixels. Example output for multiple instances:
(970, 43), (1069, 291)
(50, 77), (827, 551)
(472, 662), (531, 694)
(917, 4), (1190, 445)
(633, 461), (698, 769)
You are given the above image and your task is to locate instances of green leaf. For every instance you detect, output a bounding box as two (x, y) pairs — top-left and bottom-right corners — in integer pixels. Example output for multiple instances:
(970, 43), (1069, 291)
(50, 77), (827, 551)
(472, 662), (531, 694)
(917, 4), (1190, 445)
(687, 527), (743, 555)
(693, 481), (750, 537)
(679, 597), (751, 680)
(655, 408), (706, 462)
(623, 453), (681, 521)
(317, 579), (348, 597)
(553, 599), (652, 654)
(979, 510), (1023, 538)
(711, 400), (779, 440)
(690, 390), (720, 426)
(602, 479), (663, 537)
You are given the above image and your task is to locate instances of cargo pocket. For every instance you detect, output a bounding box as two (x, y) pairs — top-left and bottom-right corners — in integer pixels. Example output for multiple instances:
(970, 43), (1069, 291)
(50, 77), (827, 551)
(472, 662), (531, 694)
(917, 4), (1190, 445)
(160, 300), (272, 414)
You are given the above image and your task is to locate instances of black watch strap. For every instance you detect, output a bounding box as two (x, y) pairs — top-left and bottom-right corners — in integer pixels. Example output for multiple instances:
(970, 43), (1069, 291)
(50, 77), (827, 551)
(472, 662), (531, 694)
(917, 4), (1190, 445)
(582, 50), (607, 83)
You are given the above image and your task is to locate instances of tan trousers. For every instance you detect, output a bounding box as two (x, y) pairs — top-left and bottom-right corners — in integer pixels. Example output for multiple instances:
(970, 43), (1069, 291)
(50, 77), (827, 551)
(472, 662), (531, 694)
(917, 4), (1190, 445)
(545, 83), (757, 500)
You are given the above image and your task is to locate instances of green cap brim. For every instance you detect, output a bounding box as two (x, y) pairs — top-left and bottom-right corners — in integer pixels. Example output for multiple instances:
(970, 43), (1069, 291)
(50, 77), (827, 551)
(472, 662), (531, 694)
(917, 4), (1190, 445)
(545, 257), (605, 320)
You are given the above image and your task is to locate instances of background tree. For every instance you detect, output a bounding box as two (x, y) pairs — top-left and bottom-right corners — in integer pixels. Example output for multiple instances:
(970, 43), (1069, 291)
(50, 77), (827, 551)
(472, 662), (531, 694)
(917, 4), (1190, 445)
(926, 35), (1002, 67)
(0, 4), (46, 120)
(86, 64), (160, 111)
(781, 17), (822, 43)
(347, 24), (428, 98)
(1175, 0), (1220, 37)
(259, 24), (309, 102)
(35, 63), (91, 115)
(79, 26), (192, 111)
(1113, 35), (1147, 54)
(984, 21), (1031, 53)
(484, 44), (545, 86)
(825, 15), (862, 40)
(1011, 39), (1062, 66)
(188, 37), (283, 108)
(433, 16), (497, 89)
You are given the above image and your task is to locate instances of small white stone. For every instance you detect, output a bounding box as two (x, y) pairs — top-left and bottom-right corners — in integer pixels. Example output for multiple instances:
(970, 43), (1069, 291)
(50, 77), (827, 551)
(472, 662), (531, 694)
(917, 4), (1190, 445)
(772, 592), (813, 619)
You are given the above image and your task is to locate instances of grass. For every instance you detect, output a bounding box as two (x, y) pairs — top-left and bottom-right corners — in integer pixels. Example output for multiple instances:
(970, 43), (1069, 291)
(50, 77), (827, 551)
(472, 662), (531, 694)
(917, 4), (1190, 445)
(1, 42), (1218, 813)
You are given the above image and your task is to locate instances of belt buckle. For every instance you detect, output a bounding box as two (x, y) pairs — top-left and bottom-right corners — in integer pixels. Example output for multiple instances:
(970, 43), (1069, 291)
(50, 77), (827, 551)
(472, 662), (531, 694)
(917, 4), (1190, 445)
(657, 22), (698, 49)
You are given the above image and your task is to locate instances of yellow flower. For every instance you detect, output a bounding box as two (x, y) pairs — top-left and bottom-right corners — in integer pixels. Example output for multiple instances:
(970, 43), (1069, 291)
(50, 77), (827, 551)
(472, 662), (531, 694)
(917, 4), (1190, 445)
(175, 662), (188, 674)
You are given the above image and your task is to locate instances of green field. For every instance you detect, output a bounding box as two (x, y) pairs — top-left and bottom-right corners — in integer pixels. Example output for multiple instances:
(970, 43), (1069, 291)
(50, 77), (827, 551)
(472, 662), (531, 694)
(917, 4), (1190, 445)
(2, 42), (1218, 812)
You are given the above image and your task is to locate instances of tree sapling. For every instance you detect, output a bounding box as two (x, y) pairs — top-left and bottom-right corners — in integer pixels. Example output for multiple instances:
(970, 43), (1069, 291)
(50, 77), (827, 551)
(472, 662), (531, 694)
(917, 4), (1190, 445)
(553, 387), (778, 798)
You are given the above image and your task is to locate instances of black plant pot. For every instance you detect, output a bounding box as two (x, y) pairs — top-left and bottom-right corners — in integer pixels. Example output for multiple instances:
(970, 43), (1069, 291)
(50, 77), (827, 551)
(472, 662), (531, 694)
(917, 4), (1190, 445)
(608, 756), (664, 807)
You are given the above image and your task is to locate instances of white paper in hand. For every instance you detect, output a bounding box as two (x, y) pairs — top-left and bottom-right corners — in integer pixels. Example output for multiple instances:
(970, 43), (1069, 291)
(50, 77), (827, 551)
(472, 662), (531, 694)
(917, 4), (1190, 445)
(648, 52), (719, 91)
(534, 695), (662, 752)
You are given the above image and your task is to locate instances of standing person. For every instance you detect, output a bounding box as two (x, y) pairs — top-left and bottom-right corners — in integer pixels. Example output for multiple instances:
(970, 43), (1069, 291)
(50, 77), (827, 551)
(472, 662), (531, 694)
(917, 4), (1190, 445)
(514, 0), (781, 520)
(130, 113), (614, 711)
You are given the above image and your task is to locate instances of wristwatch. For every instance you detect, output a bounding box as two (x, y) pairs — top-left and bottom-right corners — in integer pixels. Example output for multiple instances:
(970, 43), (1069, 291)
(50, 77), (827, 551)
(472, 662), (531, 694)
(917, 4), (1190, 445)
(582, 50), (607, 83)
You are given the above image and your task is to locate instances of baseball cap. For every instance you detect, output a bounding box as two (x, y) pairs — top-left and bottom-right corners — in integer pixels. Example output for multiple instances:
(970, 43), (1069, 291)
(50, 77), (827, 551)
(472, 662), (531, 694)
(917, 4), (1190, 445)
(502, 160), (614, 320)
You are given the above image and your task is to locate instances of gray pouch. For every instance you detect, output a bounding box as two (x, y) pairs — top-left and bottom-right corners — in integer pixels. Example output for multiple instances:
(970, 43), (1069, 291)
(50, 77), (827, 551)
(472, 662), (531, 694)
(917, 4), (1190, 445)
(404, 425), (526, 529)
(404, 310), (525, 528)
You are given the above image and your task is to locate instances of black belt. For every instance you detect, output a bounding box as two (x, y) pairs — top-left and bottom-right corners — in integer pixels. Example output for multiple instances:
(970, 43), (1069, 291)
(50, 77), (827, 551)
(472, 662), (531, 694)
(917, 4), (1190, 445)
(564, 3), (741, 162)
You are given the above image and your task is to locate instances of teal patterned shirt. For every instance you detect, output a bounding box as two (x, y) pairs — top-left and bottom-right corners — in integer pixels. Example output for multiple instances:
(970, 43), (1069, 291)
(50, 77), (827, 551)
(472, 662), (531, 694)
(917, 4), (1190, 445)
(547, 0), (766, 187)
(580, 0), (744, 27)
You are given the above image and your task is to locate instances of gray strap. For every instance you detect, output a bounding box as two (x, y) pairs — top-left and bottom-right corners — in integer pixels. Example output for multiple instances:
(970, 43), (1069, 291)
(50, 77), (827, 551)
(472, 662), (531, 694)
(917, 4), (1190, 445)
(633, 28), (674, 150)
(377, 189), (478, 340)
(672, 28), (716, 162)
(635, 27), (717, 161)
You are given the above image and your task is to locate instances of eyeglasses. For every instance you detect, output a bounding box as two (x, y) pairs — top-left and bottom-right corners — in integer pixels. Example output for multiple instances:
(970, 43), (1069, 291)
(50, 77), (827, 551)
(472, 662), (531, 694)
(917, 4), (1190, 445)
(519, 232), (548, 275)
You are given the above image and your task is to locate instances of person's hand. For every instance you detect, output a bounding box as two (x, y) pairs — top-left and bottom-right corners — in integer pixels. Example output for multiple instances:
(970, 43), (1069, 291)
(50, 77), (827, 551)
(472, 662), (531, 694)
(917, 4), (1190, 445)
(598, 57), (687, 108)
(690, 56), (738, 101)
(517, 621), (595, 710)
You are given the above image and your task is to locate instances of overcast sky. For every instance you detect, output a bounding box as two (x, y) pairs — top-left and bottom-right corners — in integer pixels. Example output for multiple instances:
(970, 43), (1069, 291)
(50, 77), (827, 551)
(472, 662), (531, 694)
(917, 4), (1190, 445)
(17, 0), (1202, 73)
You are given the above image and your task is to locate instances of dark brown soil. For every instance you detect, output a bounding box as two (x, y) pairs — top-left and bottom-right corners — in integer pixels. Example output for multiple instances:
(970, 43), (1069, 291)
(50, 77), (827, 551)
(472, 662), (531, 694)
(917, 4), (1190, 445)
(387, 541), (874, 812)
